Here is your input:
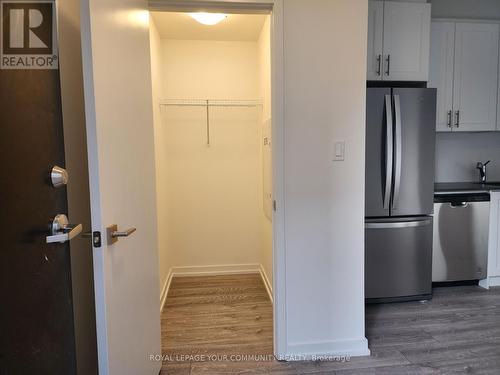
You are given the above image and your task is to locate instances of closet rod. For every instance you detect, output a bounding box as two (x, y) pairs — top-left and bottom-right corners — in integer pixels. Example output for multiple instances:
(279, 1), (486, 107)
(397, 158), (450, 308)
(160, 99), (262, 147)
(159, 99), (262, 107)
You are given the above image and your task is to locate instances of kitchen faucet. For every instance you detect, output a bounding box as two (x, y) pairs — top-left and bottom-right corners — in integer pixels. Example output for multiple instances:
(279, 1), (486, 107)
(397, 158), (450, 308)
(477, 160), (491, 183)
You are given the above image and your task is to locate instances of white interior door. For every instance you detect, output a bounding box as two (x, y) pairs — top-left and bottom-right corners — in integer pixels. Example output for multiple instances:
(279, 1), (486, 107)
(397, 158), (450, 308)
(80, 1), (161, 374)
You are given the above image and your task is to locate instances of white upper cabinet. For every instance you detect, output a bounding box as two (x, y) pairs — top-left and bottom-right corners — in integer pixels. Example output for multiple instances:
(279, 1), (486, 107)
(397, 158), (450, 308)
(367, 1), (384, 80)
(367, 1), (431, 81)
(429, 21), (499, 132)
(453, 23), (499, 132)
(428, 22), (455, 132)
(382, 2), (431, 81)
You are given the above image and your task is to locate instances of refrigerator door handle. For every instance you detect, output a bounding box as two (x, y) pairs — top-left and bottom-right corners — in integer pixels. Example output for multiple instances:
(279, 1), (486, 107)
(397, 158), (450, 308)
(383, 95), (393, 210)
(365, 219), (432, 229)
(392, 94), (402, 210)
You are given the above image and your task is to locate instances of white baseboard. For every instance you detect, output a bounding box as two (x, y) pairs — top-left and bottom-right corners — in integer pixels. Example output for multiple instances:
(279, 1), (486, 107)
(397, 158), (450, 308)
(480, 276), (500, 289)
(490, 277), (500, 287)
(170, 263), (261, 277)
(283, 338), (370, 361)
(259, 264), (273, 303)
(160, 269), (173, 312)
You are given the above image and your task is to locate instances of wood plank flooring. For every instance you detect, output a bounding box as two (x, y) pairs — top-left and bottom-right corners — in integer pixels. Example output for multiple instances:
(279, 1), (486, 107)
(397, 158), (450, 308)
(160, 275), (500, 374)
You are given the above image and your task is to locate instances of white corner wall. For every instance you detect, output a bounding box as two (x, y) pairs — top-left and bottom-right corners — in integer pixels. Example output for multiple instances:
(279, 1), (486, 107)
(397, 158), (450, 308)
(282, 0), (369, 357)
(258, 15), (274, 289)
(149, 19), (170, 295)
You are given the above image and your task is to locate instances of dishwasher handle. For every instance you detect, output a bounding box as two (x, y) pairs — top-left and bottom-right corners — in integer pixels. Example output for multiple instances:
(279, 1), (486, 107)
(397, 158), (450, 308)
(450, 202), (469, 208)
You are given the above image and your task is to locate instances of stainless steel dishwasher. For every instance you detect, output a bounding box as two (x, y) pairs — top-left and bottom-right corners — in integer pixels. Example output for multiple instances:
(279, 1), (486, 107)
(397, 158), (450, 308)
(433, 193), (490, 282)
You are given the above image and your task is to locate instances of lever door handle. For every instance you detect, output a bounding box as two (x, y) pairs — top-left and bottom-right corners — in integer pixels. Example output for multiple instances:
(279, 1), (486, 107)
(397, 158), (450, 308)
(112, 228), (136, 238)
(107, 224), (136, 245)
(46, 224), (83, 243)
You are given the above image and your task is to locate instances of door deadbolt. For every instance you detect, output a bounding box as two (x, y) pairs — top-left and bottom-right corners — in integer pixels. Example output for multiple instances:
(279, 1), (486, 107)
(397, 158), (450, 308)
(51, 166), (68, 188)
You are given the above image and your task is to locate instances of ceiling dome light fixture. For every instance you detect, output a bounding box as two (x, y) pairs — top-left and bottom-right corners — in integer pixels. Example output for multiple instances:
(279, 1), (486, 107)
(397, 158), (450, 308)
(189, 12), (228, 26)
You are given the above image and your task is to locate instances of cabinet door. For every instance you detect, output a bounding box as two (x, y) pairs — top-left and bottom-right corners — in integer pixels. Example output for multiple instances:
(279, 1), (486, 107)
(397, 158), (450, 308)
(453, 23), (499, 132)
(367, 1), (384, 81)
(382, 1), (431, 81)
(428, 22), (455, 132)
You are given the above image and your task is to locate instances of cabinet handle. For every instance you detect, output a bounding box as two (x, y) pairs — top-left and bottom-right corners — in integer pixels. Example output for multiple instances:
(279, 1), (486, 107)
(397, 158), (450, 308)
(455, 110), (460, 128)
(447, 110), (452, 128)
(385, 55), (391, 76)
(376, 54), (382, 76)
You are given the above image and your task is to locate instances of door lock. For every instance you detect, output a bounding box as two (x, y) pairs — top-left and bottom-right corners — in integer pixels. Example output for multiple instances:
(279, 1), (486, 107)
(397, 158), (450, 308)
(51, 166), (69, 188)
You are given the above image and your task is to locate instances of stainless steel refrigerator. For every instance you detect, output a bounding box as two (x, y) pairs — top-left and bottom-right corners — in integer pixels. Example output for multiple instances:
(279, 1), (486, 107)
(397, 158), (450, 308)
(365, 88), (436, 303)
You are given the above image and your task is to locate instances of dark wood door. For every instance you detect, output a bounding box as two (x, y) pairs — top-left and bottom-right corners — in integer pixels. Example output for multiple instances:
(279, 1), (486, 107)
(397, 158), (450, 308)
(0, 69), (77, 372)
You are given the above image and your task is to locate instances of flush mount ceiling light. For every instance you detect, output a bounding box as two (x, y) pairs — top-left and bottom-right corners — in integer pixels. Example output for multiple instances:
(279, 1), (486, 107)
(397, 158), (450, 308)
(189, 12), (228, 26)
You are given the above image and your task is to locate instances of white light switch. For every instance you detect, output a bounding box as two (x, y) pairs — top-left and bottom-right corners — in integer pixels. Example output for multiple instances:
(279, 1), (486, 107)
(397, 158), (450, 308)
(333, 140), (345, 161)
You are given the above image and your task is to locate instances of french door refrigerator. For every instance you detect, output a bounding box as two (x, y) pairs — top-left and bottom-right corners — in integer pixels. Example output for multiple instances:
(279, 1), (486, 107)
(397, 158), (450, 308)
(365, 88), (436, 303)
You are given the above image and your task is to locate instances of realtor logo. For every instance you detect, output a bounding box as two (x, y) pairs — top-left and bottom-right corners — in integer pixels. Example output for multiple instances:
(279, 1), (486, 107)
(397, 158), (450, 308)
(1, 0), (58, 69)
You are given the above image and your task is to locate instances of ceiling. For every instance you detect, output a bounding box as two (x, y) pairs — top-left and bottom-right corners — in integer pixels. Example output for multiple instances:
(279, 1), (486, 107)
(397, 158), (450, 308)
(150, 12), (268, 42)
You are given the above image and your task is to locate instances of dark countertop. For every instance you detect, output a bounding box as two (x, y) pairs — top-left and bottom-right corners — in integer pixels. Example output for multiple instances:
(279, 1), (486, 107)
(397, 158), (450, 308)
(435, 182), (500, 195)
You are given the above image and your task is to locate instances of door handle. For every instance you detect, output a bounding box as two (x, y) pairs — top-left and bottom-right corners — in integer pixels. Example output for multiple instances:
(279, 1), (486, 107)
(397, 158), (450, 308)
(376, 54), (382, 76)
(447, 110), (452, 128)
(385, 55), (391, 76)
(455, 110), (460, 128)
(46, 214), (83, 243)
(392, 95), (402, 210)
(365, 219), (432, 229)
(107, 224), (137, 245)
(383, 95), (394, 210)
(112, 228), (136, 238)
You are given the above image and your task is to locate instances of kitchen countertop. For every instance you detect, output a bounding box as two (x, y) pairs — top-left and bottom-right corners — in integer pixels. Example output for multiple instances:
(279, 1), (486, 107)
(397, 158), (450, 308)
(435, 182), (500, 195)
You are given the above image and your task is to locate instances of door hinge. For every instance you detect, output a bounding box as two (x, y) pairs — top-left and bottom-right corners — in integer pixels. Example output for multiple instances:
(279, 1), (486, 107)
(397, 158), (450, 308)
(93, 231), (102, 248)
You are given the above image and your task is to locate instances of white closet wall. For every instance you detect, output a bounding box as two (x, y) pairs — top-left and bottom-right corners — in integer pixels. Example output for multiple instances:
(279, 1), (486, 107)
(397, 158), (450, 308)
(258, 16), (273, 288)
(149, 19), (170, 293)
(150, 29), (272, 286)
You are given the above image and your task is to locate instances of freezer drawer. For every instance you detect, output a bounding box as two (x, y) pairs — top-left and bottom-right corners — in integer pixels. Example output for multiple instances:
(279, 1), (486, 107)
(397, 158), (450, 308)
(365, 217), (433, 302)
(433, 201), (489, 282)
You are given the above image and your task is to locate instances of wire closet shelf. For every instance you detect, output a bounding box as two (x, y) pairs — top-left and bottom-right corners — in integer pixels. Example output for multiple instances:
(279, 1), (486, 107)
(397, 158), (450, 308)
(159, 99), (263, 147)
(159, 98), (263, 108)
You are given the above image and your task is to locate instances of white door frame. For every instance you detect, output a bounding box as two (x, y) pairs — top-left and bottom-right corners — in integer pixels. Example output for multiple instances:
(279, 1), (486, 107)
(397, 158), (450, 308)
(148, 0), (286, 357)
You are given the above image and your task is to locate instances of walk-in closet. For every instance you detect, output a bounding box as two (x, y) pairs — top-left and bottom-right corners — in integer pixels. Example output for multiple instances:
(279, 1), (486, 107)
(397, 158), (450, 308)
(149, 10), (274, 354)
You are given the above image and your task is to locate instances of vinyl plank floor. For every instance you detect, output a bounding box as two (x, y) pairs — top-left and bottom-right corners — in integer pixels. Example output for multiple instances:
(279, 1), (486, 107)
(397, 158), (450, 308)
(160, 278), (500, 374)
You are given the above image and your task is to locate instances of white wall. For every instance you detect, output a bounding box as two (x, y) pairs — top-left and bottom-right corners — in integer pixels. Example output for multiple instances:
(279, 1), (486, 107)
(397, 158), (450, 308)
(157, 39), (272, 276)
(282, 0), (369, 356)
(161, 40), (259, 99)
(258, 15), (274, 288)
(150, 19), (170, 294)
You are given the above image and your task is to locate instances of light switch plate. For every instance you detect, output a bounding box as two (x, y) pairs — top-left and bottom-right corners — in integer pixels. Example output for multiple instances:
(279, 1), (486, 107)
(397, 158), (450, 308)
(333, 140), (345, 161)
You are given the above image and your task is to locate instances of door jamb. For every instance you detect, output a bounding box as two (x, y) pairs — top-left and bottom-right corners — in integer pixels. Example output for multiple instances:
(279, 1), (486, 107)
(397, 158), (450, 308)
(148, 0), (286, 358)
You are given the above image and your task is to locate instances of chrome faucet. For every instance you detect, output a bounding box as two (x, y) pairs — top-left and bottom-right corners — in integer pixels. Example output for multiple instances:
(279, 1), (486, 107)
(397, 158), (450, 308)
(476, 160), (491, 183)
